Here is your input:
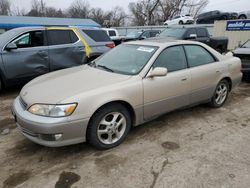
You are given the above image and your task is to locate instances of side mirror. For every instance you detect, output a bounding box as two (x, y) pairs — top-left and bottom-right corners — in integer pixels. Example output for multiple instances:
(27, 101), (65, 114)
(147, 67), (168, 78)
(5, 43), (17, 51)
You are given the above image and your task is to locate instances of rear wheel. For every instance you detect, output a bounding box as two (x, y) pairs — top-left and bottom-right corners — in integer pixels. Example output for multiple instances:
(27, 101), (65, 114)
(209, 80), (229, 108)
(221, 16), (228, 20)
(87, 103), (131, 150)
(239, 15), (247, 19)
(179, 20), (184, 25)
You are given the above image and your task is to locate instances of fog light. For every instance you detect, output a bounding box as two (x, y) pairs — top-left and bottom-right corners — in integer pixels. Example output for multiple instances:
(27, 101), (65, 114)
(40, 134), (63, 141)
(54, 134), (63, 141)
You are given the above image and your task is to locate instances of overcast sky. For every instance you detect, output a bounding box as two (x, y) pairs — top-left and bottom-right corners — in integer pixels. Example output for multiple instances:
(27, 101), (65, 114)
(11, 0), (250, 13)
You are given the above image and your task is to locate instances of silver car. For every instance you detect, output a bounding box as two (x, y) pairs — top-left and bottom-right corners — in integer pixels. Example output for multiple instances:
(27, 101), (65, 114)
(12, 39), (242, 150)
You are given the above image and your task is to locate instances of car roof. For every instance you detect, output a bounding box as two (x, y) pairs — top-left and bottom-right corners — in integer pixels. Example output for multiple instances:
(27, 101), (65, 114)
(126, 38), (201, 47)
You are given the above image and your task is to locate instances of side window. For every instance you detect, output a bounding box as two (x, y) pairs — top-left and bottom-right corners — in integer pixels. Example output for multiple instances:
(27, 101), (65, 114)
(197, 28), (207, 37)
(153, 46), (187, 72)
(47, 30), (72, 45)
(12, 30), (44, 48)
(184, 45), (215, 67)
(108, 30), (116, 37)
(185, 29), (196, 38)
(82, 29), (111, 42)
(150, 31), (159, 37)
(69, 30), (79, 43)
(141, 31), (150, 38)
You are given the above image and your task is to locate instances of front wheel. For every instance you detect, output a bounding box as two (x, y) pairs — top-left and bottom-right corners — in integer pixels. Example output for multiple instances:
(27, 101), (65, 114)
(209, 80), (229, 108)
(87, 103), (131, 150)
(179, 20), (184, 25)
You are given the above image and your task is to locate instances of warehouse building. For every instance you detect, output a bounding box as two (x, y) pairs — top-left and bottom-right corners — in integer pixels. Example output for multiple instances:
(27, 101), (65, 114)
(0, 15), (100, 33)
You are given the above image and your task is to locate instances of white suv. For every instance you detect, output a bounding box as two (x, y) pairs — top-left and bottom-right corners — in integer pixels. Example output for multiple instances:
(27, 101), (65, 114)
(164, 15), (194, 25)
(102, 28), (119, 40)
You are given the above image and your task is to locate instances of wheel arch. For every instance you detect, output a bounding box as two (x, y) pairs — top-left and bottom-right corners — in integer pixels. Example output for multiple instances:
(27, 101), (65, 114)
(89, 100), (137, 127)
(238, 14), (247, 19)
(221, 77), (232, 91)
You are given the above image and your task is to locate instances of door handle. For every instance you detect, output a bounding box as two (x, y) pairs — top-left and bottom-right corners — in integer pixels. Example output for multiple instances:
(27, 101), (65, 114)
(181, 78), (188, 81)
(216, 70), (221, 73)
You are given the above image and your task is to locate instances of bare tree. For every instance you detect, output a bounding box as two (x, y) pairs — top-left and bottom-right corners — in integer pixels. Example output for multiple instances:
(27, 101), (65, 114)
(186, 0), (209, 18)
(0, 0), (11, 15)
(129, 0), (160, 26)
(26, 0), (46, 17)
(67, 0), (90, 18)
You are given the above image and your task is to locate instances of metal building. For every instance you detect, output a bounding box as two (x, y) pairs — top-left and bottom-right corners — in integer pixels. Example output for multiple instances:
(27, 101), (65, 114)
(0, 15), (100, 33)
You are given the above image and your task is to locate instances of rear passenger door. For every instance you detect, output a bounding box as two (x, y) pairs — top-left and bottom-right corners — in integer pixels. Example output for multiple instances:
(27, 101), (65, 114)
(47, 29), (85, 71)
(184, 44), (223, 104)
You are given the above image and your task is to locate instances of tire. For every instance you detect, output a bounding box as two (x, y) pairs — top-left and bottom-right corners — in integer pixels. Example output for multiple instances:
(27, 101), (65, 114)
(179, 20), (184, 25)
(209, 80), (230, 108)
(239, 15), (247, 19)
(87, 103), (132, 150)
(221, 16), (227, 20)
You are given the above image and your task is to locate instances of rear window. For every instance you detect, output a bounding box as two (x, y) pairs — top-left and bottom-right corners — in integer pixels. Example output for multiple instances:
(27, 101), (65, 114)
(82, 29), (111, 42)
(108, 30), (116, 37)
(197, 28), (207, 37)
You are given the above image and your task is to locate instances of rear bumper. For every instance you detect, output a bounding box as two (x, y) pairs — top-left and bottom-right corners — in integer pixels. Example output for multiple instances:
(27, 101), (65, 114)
(12, 96), (90, 147)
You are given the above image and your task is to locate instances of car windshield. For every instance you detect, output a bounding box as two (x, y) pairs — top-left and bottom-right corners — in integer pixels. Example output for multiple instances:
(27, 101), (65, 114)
(126, 31), (142, 38)
(242, 40), (250, 48)
(92, 44), (158, 75)
(159, 28), (185, 39)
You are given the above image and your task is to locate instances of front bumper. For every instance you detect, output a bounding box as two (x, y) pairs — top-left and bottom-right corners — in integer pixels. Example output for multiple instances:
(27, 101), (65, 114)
(12, 96), (90, 147)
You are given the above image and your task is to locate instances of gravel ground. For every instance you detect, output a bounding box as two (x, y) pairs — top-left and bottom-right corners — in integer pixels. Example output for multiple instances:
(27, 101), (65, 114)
(1, 82), (250, 188)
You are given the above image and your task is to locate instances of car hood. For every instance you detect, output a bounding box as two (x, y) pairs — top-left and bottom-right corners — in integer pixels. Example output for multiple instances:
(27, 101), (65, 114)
(20, 65), (131, 106)
(233, 48), (250, 55)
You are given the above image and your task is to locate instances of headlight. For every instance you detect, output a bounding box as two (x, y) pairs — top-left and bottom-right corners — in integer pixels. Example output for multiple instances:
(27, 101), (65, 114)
(28, 103), (77, 117)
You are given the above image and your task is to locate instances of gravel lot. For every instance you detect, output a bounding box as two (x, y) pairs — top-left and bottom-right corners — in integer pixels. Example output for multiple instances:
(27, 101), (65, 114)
(1, 81), (250, 188)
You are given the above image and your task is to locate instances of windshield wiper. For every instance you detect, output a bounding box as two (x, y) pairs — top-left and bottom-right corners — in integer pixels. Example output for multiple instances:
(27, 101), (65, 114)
(97, 65), (114, 72)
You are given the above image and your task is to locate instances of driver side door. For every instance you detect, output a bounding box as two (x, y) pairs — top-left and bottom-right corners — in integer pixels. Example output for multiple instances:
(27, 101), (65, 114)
(143, 45), (191, 120)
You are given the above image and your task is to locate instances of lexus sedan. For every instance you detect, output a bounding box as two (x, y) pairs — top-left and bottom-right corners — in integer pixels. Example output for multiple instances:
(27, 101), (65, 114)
(12, 39), (242, 150)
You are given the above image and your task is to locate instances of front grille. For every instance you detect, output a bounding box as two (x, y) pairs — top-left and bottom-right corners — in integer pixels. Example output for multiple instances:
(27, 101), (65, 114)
(19, 97), (28, 109)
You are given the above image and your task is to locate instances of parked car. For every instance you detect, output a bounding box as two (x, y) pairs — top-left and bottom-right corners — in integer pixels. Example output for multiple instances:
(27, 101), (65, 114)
(0, 26), (114, 91)
(12, 39), (242, 149)
(233, 39), (250, 75)
(197, 10), (238, 24)
(238, 11), (250, 19)
(102, 28), (119, 40)
(164, 15), (194, 25)
(159, 27), (228, 53)
(123, 30), (161, 42)
(102, 28), (122, 46)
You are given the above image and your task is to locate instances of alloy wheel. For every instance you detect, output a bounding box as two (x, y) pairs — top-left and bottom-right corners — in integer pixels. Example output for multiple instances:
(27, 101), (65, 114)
(97, 112), (126, 145)
(215, 82), (228, 105)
